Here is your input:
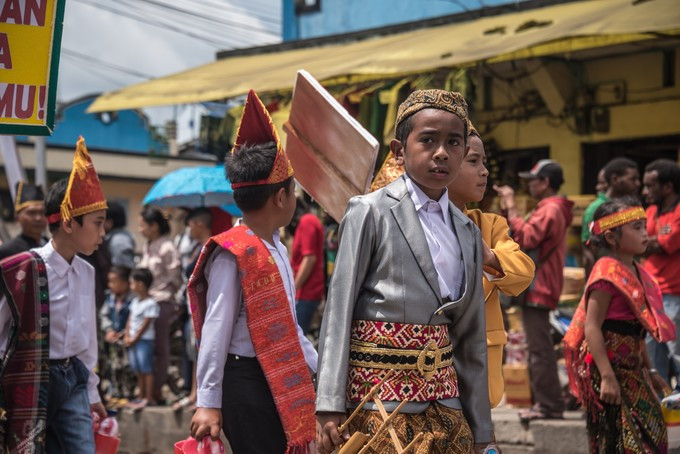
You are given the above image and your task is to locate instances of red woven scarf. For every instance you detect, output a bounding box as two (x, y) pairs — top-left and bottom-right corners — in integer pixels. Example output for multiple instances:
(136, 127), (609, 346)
(188, 226), (315, 453)
(564, 256), (675, 403)
(0, 251), (50, 453)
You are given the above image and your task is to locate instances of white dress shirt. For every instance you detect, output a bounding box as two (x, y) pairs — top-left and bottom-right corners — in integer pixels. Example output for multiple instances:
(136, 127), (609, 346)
(0, 241), (101, 404)
(196, 224), (318, 409)
(404, 175), (464, 300)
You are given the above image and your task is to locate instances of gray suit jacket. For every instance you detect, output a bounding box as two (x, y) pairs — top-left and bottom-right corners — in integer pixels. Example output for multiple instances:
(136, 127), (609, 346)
(316, 176), (493, 443)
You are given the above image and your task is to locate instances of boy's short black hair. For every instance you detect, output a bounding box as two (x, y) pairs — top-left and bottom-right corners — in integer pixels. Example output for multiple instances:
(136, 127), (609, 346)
(131, 267), (153, 289)
(140, 206), (170, 236)
(603, 157), (638, 185)
(109, 265), (132, 282)
(395, 116), (414, 144)
(225, 141), (292, 212)
(45, 178), (82, 233)
(645, 159), (680, 193)
(186, 207), (213, 228)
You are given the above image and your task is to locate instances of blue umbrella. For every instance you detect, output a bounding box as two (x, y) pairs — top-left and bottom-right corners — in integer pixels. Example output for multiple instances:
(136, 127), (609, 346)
(143, 164), (241, 216)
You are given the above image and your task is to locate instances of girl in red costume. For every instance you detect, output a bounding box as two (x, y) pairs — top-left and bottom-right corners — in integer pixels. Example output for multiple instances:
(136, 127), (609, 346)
(564, 196), (675, 453)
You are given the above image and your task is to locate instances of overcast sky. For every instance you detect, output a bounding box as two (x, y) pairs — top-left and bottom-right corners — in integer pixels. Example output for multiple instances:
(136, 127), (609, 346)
(57, 0), (282, 128)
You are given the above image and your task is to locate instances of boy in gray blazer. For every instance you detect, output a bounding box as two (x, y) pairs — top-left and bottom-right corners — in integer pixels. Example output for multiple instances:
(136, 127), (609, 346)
(316, 90), (496, 454)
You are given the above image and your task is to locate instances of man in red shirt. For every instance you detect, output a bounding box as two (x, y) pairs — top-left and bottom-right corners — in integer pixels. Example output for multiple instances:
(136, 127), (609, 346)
(496, 159), (574, 421)
(291, 199), (325, 335)
(643, 159), (680, 386)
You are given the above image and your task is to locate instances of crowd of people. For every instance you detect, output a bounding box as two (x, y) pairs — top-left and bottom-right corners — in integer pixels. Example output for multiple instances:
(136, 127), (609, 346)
(0, 87), (678, 454)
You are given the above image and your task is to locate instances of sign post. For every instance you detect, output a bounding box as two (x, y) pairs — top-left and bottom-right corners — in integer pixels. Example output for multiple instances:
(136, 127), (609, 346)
(0, 0), (66, 135)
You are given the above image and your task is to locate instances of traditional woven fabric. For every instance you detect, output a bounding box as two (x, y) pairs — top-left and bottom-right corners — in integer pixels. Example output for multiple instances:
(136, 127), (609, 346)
(347, 320), (459, 402)
(347, 402), (473, 454)
(585, 329), (668, 454)
(47, 137), (107, 224)
(230, 90), (294, 189)
(565, 257), (675, 403)
(0, 251), (50, 453)
(395, 89), (469, 132)
(370, 152), (404, 192)
(187, 226), (315, 453)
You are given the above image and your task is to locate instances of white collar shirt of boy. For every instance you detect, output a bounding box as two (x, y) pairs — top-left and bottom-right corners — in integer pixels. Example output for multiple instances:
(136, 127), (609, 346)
(404, 174), (464, 301)
(0, 240), (101, 404)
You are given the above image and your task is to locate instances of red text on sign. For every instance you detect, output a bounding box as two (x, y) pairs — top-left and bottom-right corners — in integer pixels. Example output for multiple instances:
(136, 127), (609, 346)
(0, 83), (46, 120)
(0, 0), (46, 27)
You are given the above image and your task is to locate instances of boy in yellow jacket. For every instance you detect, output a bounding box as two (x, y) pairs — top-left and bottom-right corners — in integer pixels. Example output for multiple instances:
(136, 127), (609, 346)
(447, 124), (535, 406)
(371, 122), (535, 407)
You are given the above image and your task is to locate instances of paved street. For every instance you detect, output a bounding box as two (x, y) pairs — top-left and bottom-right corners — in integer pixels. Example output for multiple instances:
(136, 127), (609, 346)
(114, 403), (680, 453)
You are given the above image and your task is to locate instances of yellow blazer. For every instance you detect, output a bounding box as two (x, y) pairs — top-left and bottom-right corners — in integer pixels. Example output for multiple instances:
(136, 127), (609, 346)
(465, 208), (535, 407)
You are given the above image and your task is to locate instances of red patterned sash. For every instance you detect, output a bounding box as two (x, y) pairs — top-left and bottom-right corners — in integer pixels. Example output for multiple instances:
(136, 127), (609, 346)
(564, 257), (675, 403)
(0, 251), (50, 453)
(188, 226), (315, 453)
(347, 320), (459, 403)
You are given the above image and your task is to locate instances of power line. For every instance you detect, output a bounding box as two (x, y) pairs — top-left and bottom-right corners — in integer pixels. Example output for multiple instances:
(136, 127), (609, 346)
(116, 0), (275, 46)
(73, 0), (233, 48)
(125, 0), (277, 36)
(62, 48), (155, 79)
(62, 55), (131, 86)
(176, 0), (280, 27)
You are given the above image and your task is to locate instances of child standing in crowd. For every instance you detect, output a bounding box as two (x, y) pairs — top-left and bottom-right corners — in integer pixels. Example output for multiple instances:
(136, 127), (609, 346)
(0, 137), (107, 452)
(188, 90), (317, 453)
(100, 265), (134, 401)
(125, 268), (160, 410)
(316, 90), (496, 454)
(138, 206), (182, 404)
(447, 123), (535, 408)
(564, 197), (675, 453)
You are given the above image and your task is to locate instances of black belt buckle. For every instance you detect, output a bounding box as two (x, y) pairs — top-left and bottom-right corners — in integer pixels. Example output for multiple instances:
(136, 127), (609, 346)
(50, 357), (71, 367)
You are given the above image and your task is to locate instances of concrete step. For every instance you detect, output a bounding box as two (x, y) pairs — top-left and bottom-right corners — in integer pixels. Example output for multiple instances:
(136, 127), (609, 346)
(492, 408), (588, 454)
(114, 405), (678, 453)
(498, 444), (535, 454)
(115, 406), (232, 454)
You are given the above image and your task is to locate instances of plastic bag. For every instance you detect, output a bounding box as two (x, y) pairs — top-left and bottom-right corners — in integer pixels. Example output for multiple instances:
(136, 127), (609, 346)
(174, 436), (225, 454)
(93, 414), (121, 454)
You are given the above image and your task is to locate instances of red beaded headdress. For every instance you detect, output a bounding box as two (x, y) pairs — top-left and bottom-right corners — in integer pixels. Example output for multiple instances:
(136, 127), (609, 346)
(589, 206), (646, 236)
(230, 90), (294, 189)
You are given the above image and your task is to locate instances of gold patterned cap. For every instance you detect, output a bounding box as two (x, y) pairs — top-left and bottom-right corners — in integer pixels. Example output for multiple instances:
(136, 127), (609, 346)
(467, 119), (479, 138)
(395, 89), (469, 134)
(14, 180), (44, 214)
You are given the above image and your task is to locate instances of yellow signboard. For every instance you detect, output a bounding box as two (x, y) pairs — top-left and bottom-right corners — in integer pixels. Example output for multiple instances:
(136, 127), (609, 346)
(0, 0), (65, 135)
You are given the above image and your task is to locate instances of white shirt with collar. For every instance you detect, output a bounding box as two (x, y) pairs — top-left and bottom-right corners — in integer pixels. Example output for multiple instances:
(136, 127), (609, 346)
(404, 174), (464, 300)
(0, 241), (101, 404)
(196, 221), (318, 409)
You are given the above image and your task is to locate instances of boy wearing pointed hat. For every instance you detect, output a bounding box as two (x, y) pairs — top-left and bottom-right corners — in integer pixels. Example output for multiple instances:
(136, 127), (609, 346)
(0, 181), (48, 260)
(188, 90), (317, 453)
(0, 137), (107, 452)
(316, 89), (497, 454)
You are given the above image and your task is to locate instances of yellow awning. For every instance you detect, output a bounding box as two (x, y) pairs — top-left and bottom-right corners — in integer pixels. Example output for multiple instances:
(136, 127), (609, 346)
(89, 0), (680, 112)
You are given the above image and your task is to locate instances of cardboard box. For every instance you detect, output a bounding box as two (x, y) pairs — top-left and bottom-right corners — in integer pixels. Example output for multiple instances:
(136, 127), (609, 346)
(567, 194), (596, 227)
(562, 267), (585, 296)
(503, 363), (532, 408)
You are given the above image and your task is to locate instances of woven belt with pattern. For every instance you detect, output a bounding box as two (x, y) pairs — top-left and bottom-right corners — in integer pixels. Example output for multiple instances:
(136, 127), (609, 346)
(349, 339), (453, 380)
(346, 320), (459, 402)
